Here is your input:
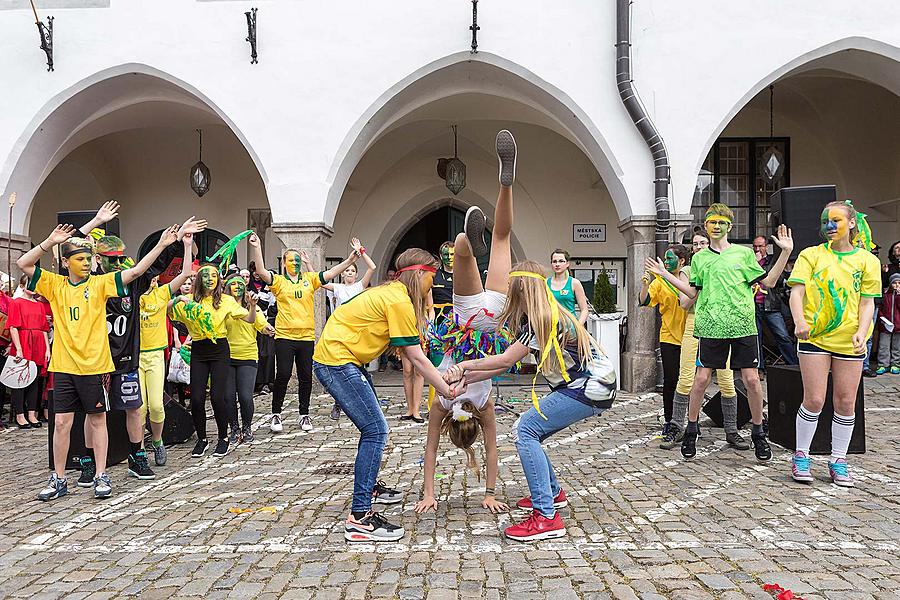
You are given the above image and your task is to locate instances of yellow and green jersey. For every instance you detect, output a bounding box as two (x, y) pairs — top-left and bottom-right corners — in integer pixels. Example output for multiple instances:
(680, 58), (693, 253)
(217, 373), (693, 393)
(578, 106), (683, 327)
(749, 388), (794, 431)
(225, 310), (269, 361)
(690, 245), (765, 339)
(788, 244), (881, 355)
(139, 284), (172, 352)
(648, 275), (686, 345)
(269, 271), (324, 341)
(171, 294), (249, 341)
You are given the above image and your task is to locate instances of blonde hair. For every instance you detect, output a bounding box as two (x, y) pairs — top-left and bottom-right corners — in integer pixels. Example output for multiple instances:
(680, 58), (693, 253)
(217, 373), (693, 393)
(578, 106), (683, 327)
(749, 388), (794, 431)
(497, 260), (597, 375)
(60, 237), (95, 257)
(705, 203), (735, 222)
(388, 248), (438, 330)
(440, 401), (484, 479)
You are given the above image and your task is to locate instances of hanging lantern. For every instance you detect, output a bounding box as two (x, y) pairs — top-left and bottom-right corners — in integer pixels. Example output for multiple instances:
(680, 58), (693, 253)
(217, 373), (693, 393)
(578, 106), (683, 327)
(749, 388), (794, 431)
(444, 125), (466, 195)
(190, 128), (211, 197)
(760, 85), (785, 182)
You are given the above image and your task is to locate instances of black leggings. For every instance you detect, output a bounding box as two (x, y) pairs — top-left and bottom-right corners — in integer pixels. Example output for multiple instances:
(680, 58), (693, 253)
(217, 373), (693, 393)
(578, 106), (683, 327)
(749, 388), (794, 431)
(660, 342), (681, 423)
(272, 339), (314, 415)
(12, 377), (42, 415)
(190, 339), (232, 441)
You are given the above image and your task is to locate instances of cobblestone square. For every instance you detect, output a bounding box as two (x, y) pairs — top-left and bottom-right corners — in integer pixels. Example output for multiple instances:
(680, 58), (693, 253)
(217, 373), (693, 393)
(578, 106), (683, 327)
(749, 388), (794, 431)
(0, 375), (898, 600)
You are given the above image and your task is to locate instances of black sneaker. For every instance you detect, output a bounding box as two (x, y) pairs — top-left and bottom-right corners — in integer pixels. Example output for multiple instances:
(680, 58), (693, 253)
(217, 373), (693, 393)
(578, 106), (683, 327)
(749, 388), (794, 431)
(372, 480), (403, 504)
(659, 424), (683, 450)
(496, 129), (517, 186)
(242, 426), (254, 443)
(127, 450), (156, 480)
(752, 433), (772, 461)
(681, 429), (698, 459)
(212, 438), (230, 457)
(229, 427), (242, 446)
(726, 431), (750, 451)
(862, 368), (877, 378)
(464, 206), (488, 258)
(77, 456), (96, 488)
(344, 511), (405, 542)
(192, 438), (209, 458)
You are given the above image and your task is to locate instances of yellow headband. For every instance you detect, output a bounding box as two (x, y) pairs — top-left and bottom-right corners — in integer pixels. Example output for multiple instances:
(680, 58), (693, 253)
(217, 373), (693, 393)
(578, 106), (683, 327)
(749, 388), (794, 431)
(510, 271), (571, 419)
(198, 265), (217, 274)
(704, 215), (732, 224)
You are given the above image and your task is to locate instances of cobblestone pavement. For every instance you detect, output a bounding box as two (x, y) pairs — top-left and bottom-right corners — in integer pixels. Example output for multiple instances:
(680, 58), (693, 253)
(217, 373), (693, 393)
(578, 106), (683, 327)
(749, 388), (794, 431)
(0, 374), (898, 600)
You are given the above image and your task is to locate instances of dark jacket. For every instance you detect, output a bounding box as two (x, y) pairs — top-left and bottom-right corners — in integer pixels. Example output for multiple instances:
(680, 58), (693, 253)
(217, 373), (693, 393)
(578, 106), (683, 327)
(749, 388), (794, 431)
(756, 254), (787, 312)
(883, 240), (900, 291)
(878, 289), (900, 333)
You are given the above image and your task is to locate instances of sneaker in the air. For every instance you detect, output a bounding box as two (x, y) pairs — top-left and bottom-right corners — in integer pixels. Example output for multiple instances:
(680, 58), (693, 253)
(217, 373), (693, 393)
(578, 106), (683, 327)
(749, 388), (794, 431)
(191, 438), (209, 458)
(77, 455), (96, 488)
(495, 129), (517, 187)
(463, 206), (488, 258)
(270, 413), (283, 433)
(37, 473), (68, 502)
(344, 511), (405, 542)
(94, 473), (113, 499)
(791, 451), (814, 483)
(127, 450), (156, 480)
(829, 459), (854, 488)
(300, 415), (313, 432)
(372, 480), (403, 504)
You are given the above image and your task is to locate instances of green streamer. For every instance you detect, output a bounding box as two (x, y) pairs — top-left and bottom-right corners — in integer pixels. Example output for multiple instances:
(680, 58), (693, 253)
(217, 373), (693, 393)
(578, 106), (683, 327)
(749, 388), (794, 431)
(206, 230), (253, 276)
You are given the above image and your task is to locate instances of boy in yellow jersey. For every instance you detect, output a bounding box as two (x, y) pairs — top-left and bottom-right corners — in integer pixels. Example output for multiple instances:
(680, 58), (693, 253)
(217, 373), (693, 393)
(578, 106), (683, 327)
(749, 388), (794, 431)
(20, 222), (181, 501)
(248, 233), (358, 433)
(137, 234), (195, 468)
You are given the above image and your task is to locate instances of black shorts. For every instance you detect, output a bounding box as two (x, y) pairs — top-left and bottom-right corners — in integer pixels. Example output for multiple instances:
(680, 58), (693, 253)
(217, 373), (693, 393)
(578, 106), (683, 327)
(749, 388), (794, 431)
(696, 335), (760, 370)
(108, 370), (142, 410)
(53, 373), (109, 414)
(797, 342), (865, 361)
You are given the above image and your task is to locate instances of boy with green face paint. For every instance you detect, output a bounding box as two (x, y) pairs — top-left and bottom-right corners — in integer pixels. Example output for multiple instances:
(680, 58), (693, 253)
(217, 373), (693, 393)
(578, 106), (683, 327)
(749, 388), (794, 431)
(647, 203), (794, 463)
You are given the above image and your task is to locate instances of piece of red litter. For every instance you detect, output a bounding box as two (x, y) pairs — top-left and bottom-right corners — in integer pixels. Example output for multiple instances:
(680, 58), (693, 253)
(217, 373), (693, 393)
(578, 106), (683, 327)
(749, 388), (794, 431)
(763, 583), (804, 600)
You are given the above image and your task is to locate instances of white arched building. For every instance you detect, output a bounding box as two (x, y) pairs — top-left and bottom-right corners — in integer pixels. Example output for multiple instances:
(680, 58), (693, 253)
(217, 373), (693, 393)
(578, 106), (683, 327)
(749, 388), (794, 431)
(2, 1), (899, 391)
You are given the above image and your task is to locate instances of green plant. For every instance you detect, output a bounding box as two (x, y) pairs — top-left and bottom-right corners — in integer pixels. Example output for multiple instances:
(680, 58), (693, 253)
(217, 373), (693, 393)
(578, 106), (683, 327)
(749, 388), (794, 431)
(593, 268), (617, 313)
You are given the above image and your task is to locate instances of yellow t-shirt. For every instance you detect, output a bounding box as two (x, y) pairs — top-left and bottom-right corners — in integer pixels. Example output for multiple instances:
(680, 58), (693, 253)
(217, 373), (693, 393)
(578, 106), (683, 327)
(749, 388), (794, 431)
(225, 310), (269, 361)
(788, 244), (881, 355)
(139, 284), (172, 352)
(269, 271), (324, 341)
(170, 294), (249, 341)
(29, 267), (125, 375)
(313, 281), (420, 367)
(648, 276), (686, 345)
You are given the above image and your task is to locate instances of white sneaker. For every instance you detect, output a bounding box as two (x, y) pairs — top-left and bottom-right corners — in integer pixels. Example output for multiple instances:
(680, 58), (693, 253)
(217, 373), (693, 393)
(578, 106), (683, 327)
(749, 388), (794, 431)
(270, 414), (283, 433)
(300, 415), (313, 432)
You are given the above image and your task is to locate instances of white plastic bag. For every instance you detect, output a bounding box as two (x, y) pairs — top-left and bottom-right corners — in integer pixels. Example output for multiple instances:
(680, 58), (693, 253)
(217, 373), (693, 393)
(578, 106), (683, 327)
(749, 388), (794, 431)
(167, 351), (190, 384)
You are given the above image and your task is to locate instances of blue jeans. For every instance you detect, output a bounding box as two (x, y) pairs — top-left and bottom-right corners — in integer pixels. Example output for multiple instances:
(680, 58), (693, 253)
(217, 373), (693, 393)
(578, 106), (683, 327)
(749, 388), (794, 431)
(515, 391), (606, 518)
(313, 361), (387, 513)
(863, 337), (874, 370)
(756, 307), (798, 367)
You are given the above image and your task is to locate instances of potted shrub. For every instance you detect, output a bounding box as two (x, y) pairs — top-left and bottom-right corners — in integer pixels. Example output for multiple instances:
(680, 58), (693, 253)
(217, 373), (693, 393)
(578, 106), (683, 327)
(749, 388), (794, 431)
(589, 267), (623, 389)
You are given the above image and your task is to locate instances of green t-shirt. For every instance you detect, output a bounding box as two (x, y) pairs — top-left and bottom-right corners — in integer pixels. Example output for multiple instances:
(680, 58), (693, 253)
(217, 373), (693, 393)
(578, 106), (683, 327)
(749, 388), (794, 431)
(690, 245), (766, 339)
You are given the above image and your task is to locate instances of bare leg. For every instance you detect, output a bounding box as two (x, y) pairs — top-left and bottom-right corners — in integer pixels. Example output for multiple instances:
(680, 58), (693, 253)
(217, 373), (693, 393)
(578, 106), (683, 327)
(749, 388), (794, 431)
(83, 416), (93, 449)
(452, 231), (484, 297)
(485, 183), (512, 294)
(740, 368), (765, 425)
(89, 413), (109, 475)
(53, 413), (74, 478)
(126, 408), (144, 446)
(687, 367), (712, 421)
(402, 355), (423, 418)
(150, 420), (164, 442)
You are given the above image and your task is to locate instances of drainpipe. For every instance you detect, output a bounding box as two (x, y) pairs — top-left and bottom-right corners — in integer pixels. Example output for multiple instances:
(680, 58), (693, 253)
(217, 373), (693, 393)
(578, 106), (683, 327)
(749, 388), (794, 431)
(616, 0), (671, 258)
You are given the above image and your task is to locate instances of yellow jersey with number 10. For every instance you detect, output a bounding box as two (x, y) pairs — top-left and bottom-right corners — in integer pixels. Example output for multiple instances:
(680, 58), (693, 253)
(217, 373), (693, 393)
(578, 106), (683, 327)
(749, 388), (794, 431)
(269, 271), (324, 341)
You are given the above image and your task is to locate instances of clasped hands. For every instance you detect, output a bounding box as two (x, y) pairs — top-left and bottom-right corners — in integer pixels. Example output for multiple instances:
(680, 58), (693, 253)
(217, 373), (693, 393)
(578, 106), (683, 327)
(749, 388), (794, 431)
(442, 364), (467, 400)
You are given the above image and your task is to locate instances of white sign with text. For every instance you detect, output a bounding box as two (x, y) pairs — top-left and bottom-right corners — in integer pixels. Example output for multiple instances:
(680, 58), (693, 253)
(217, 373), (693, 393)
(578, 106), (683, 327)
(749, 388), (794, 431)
(573, 224), (607, 242)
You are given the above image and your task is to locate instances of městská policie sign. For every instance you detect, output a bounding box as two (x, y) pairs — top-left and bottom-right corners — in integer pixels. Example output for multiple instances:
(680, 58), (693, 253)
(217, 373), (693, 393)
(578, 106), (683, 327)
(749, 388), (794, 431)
(573, 224), (606, 242)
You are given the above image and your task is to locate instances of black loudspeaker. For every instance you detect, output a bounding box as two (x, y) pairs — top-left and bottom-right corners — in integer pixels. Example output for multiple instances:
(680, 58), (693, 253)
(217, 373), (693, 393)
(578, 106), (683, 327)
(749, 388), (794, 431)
(162, 393), (195, 445)
(702, 387), (752, 429)
(48, 402), (131, 471)
(767, 365), (865, 454)
(58, 211), (120, 236)
(769, 185), (835, 258)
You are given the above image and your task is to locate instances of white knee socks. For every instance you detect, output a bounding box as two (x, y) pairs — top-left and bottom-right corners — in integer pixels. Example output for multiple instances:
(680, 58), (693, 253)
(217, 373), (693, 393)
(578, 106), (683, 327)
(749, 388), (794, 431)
(831, 412), (855, 461)
(795, 406), (820, 454)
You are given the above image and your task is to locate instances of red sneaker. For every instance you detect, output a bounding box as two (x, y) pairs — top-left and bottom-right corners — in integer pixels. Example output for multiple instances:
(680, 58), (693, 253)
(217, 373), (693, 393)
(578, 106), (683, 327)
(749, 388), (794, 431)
(504, 511), (566, 542)
(515, 488), (568, 511)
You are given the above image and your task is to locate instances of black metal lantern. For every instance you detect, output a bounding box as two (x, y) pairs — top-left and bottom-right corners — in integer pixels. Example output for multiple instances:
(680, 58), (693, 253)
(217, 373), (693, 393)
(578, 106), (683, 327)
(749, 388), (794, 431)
(190, 128), (211, 197)
(444, 125), (466, 195)
(760, 85), (785, 182)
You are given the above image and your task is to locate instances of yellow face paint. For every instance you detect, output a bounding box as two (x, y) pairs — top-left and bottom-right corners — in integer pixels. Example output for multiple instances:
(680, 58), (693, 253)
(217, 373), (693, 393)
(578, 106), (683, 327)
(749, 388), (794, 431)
(821, 208), (850, 241)
(284, 251), (302, 277)
(704, 216), (732, 240)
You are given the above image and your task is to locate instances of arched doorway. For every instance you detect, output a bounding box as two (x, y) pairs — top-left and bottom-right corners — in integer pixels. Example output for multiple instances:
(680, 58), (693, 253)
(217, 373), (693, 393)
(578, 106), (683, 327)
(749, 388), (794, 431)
(389, 206), (491, 273)
(138, 228), (235, 267)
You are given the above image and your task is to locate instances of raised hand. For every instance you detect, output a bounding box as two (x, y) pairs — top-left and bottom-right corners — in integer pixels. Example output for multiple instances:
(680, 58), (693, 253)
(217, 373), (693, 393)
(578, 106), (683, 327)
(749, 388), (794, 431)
(644, 256), (668, 278)
(414, 496), (438, 514)
(350, 237), (363, 256)
(94, 200), (119, 224)
(159, 224), (179, 247)
(248, 292), (258, 306)
(247, 232), (261, 248)
(182, 232), (194, 248)
(46, 224), (76, 246)
(771, 224), (793, 253)
(299, 250), (311, 264)
(178, 216), (208, 240)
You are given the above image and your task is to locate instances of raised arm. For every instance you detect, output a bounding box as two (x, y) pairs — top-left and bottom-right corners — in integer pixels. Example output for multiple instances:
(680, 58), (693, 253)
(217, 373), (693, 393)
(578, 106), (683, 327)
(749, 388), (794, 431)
(455, 341), (530, 380)
(78, 200), (119, 237)
(247, 232), (273, 285)
(573, 278), (590, 324)
(638, 271), (652, 306)
(165, 234), (195, 294)
(760, 225), (793, 289)
(322, 253), (358, 283)
(350, 238), (378, 288)
(121, 225), (179, 286)
(645, 257), (696, 298)
(480, 400), (507, 513)
(18, 225), (77, 277)
(243, 292), (258, 323)
(677, 270), (696, 310)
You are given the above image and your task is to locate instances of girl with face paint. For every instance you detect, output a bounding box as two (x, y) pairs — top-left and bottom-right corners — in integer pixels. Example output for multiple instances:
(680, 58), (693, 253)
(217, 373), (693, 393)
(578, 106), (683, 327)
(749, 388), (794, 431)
(787, 200), (881, 487)
(223, 275), (274, 443)
(639, 245), (689, 436)
(170, 263), (258, 459)
(248, 233), (359, 433)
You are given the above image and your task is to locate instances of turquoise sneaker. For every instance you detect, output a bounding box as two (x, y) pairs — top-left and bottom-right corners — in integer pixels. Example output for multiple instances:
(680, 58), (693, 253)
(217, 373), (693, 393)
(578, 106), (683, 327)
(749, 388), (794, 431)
(828, 459), (854, 488)
(791, 451), (813, 483)
(875, 366), (887, 375)
(891, 366), (900, 375)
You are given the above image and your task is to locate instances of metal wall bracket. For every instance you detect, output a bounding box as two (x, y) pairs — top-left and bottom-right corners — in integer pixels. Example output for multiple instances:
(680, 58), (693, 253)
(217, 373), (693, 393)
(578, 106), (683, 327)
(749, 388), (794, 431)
(245, 7), (258, 64)
(37, 15), (54, 71)
(469, 0), (479, 54)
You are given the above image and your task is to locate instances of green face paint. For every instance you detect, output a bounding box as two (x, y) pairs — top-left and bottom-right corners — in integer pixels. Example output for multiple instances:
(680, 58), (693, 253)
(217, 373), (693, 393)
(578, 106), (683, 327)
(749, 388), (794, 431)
(199, 267), (218, 291)
(284, 252), (302, 277)
(228, 279), (246, 298)
(820, 208), (848, 242)
(664, 250), (679, 273)
(440, 246), (454, 270)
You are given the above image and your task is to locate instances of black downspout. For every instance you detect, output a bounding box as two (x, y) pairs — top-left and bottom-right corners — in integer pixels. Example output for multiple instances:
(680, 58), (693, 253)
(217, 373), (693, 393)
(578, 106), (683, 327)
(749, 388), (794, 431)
(616, 0), (670, 258)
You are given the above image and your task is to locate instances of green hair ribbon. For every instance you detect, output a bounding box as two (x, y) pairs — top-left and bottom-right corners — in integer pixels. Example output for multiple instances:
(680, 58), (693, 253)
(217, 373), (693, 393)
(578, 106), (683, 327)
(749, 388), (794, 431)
(206, 230), (253, 276)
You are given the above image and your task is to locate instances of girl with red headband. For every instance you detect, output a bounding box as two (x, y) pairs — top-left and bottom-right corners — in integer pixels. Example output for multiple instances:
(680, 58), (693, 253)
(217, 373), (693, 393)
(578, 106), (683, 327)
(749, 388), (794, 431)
(313, 248), (463, 543)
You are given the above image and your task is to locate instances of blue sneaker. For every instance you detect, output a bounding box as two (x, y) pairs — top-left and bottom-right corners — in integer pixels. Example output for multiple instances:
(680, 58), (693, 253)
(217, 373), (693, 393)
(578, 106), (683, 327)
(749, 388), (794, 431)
(94, 473), (113, 499)
(38, 474), (68, 501)
(791, 451), (813, 483)
(828, 459), (854, 488)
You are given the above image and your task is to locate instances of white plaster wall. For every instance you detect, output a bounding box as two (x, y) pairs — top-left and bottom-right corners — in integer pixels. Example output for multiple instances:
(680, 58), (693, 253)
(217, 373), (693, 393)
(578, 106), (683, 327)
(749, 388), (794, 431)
(327, 121), (624, 268)
(1, 0), (899, 236)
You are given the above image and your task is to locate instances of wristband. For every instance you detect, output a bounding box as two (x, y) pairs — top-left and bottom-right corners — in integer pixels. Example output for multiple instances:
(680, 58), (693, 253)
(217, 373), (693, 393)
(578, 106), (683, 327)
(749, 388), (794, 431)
(485, 487), (495, 496)
(39, 242), (48, 252)
(359, 246), (366, 255)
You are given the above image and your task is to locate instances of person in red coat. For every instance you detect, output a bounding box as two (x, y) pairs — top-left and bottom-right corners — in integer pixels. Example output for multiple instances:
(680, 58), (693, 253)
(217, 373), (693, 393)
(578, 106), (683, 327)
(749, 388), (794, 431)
(7, 280), (51, 428)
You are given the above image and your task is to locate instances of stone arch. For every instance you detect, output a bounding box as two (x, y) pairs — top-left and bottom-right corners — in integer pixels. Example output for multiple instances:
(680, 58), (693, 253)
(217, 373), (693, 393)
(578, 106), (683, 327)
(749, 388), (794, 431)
(1, 63), (268, 235)
(324, 51), (630, 226)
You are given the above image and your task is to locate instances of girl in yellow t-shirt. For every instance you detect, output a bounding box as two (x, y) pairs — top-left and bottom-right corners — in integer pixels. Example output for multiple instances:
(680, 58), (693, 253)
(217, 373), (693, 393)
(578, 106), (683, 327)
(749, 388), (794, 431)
(223, 274), (274, 444)
(638, 244), (688, 437)
(312, 248), (461, 543)
(248, 234), (358, 434)
(170, 264), (258, 459)
(787, 200), (881, 488)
